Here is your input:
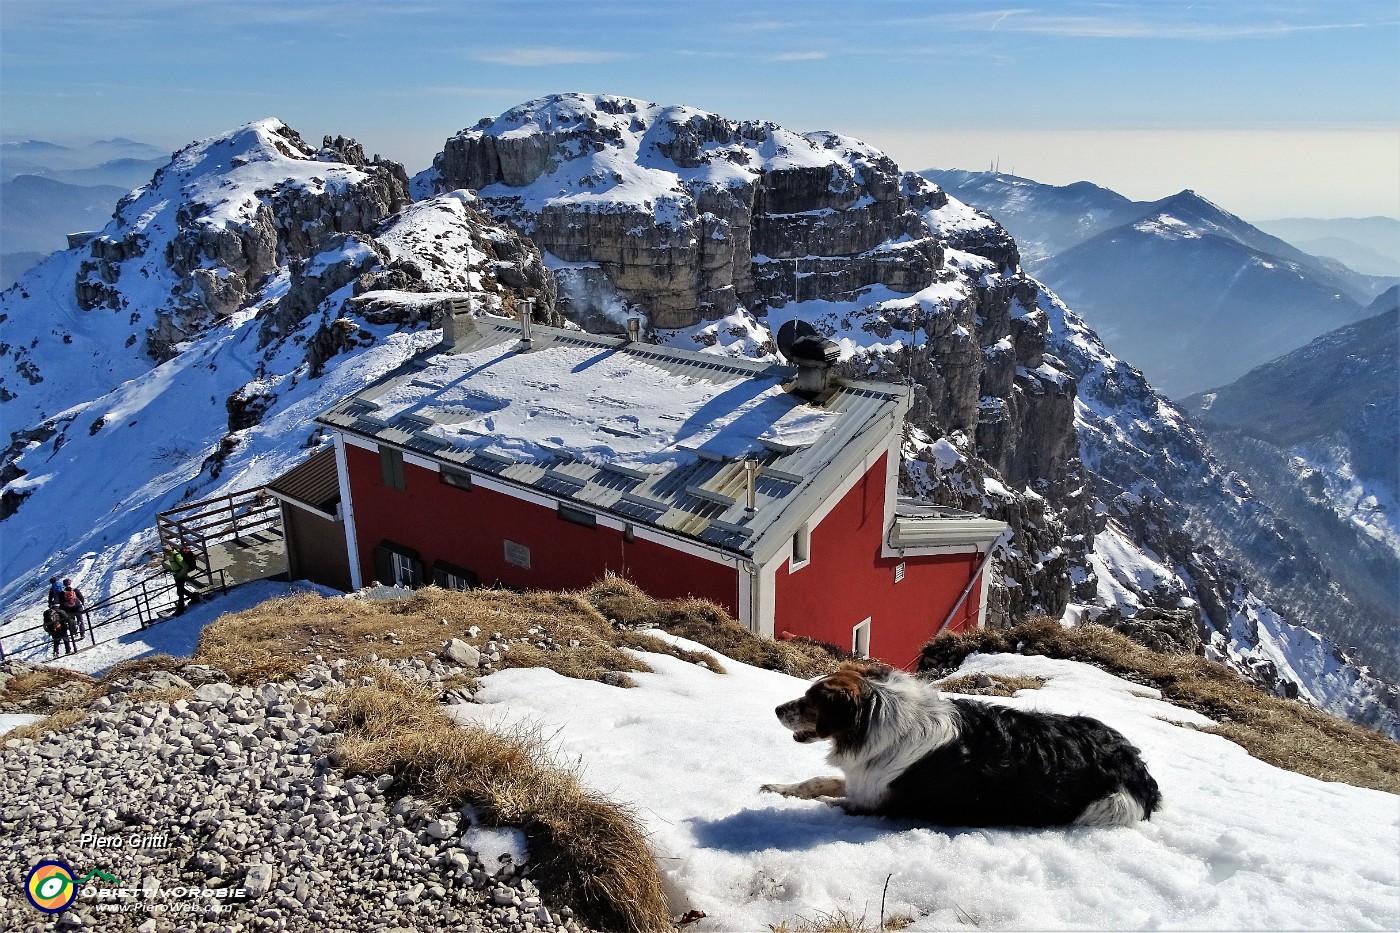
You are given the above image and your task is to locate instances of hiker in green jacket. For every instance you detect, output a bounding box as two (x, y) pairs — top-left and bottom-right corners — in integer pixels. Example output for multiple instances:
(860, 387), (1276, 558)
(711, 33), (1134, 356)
(162, 547), (194, 617)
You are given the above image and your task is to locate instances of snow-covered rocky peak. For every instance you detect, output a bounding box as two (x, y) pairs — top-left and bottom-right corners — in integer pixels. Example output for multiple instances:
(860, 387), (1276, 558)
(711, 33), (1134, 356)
(416, 92), (953, 331)
(0, 120), (555, 615)
(0, 119), (411, 430)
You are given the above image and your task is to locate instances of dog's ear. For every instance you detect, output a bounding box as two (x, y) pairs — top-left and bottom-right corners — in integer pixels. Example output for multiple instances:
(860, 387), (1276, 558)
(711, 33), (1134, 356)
(811, 669), (868, 738)
(841, 659), (894, 680)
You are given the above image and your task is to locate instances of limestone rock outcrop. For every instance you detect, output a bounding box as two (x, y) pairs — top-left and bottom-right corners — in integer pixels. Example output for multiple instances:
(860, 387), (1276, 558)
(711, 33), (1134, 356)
(74, 120), (410, 360)
(417, 94), (947, 329)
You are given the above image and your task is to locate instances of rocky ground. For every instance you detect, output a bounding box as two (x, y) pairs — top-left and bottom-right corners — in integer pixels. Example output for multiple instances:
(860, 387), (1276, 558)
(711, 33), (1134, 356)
(0, 656), (593, 933)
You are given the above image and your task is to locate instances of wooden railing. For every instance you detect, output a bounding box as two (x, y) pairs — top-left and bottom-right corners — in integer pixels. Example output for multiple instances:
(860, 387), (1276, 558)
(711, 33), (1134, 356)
(157, 488), (281, 574)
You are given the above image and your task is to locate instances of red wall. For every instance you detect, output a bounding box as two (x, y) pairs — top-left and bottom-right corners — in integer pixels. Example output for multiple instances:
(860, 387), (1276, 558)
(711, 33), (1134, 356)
(344, 444), (740, 612)
(773, 453), (984, 669)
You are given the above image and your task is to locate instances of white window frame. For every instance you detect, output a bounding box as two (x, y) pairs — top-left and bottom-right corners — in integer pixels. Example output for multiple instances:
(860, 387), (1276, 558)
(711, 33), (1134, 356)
(852, 618), (871, 659)
(441, 569), (473, 591)
(390, 550), (417, 586)
(790, 522), (811, 572)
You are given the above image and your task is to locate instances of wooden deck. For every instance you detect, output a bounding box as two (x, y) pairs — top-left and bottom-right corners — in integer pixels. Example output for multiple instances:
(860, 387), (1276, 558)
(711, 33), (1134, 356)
(198, 527), (288, 587)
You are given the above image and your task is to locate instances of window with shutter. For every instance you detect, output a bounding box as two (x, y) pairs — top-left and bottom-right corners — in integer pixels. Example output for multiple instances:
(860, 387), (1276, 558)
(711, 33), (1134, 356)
(378, 446), (406, 490)
(432, 560), (479, 591)
(373, 540), (422, 587)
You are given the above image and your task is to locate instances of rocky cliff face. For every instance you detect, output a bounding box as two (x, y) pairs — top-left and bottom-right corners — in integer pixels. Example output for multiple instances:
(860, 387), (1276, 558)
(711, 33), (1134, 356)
(417, 94), (946, 330)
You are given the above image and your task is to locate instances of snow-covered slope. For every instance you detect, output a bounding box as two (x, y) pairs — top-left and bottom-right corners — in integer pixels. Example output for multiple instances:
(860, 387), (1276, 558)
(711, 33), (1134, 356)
(0, 119), (553, 624)
(0, 119), (408, 428)
(1036, 284), (1400, 733)
(458, 635), (1399, 931)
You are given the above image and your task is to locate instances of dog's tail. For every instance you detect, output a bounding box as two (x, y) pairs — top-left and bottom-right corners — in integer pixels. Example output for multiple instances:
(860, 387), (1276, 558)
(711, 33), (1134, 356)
(1075, 759), (1162, 826)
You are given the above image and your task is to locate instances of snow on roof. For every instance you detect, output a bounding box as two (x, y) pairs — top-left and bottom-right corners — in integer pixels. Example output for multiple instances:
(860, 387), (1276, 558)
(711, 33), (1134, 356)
(368, 337), (838, 470)
(319, 314), (910, 561)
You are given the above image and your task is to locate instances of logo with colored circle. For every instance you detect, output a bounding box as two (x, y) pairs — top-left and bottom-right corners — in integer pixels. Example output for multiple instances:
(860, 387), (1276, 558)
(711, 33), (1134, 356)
(26, 860), (77, 913)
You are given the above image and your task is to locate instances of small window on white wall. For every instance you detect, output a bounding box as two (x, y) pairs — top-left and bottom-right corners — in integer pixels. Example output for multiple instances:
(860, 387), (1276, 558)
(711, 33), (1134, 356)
(791, 523), (811, 571)
(852, 618), (871, 659)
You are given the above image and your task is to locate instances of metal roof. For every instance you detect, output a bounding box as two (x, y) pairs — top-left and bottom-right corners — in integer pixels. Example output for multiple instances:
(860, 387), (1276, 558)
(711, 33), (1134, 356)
(316, 314), (909, 564)
(267, 445), (341, 518)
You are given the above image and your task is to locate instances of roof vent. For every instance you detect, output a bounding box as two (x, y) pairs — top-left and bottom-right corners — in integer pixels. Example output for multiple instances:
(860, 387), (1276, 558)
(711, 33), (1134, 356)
(776, 319), (841, 400)
(440, 296), (475, 350)
(627, 316), (641, 343)
(519, 297), (535, 350)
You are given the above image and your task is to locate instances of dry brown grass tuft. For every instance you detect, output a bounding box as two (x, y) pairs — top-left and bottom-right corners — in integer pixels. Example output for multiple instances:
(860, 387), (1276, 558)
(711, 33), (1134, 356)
(125, 686), (196, 706)
(582, 576), (848, 679)
(937, 673), (1046, 697)
(100, 654), (187, 683)
(921, 617), (1400, 793)
(770, 909), (917, 933)
(0, 667), (95, 712)
(194, 587), (725, 688)
(6, 707), (86, 741)
(331, 670), (671, 933)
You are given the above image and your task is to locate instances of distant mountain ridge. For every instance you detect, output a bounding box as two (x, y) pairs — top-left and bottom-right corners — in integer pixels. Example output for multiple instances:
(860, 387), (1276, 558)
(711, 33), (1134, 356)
(0, 174), (129, 253)
(1181, 288), (1400, 680)
(1257, 216), (1400, 278)
(0, 137), (168, 286)
(0, 137), (167, 180)
(925, 169), (1395, 397)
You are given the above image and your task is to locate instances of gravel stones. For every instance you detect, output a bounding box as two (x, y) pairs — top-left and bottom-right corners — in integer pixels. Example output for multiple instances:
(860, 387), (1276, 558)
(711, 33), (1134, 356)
(0, 659), (595, 933)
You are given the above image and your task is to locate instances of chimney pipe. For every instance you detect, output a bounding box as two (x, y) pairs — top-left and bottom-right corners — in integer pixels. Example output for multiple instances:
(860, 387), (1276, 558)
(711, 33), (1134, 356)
(744, 459), (758, 512)
(627, 317), (641, 343)
(791, 336), (841, 399)
(520, 298), (534, 349)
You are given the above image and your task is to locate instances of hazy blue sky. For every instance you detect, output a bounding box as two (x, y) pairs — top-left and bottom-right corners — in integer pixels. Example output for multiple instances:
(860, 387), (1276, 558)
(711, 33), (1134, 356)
(2, 0), (1396, 220)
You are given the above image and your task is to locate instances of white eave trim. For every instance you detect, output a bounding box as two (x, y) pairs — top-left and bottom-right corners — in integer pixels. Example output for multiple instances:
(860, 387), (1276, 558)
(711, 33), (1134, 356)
(266, 489), (339, 523)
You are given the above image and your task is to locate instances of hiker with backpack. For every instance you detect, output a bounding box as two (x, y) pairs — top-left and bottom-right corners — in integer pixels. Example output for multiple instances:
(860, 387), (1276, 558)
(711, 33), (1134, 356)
(43, 607), (74, 657)
(59, 579), (86, 638)
(178, 544), (200, 580)
(162, 546), (197, 616)
(47, 576), (65, 609)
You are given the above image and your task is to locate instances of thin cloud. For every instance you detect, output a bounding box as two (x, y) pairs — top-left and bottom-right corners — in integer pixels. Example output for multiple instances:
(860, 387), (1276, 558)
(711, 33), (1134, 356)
(889, 7), (1396, 40)
(468, 46), (628, 66)
(773, 51), (828, 61)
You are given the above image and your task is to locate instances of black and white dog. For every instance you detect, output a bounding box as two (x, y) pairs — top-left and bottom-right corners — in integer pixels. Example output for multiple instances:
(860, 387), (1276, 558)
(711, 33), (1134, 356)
(761, 662), (1161, 828)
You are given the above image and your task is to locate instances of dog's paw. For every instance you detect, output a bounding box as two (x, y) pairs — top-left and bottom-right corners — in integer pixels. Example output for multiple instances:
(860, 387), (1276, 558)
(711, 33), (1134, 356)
(759, 783), (788, 796)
